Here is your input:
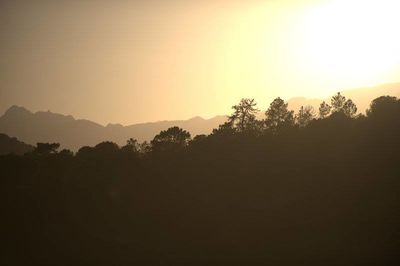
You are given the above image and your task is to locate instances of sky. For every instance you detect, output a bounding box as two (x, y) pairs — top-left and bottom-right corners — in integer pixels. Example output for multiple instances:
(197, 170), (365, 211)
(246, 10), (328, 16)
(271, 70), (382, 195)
(1, 0), (400, 125)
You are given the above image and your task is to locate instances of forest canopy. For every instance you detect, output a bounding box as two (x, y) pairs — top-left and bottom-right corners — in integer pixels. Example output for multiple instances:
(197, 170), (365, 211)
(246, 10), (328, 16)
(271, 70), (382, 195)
(1, 93), (399, 266)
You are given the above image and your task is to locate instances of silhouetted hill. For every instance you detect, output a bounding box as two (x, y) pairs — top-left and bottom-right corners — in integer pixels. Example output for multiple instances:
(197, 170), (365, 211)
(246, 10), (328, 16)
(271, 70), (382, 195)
(0, 133), (34, 155)
(288, 83), (400, 112)
(2, 94), (399, 265)
(0, 106), (226, 150)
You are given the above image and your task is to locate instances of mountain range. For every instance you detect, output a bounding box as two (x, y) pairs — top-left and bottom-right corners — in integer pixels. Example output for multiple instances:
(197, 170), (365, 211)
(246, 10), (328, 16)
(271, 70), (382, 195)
(0, 106), (226, 151)
(0, 83), (399, 151)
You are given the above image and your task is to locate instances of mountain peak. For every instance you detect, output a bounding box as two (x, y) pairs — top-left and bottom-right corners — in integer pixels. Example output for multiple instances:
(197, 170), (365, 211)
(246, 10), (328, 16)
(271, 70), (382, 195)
(189, 116), (205, 121)
(3, 105), (32, 117)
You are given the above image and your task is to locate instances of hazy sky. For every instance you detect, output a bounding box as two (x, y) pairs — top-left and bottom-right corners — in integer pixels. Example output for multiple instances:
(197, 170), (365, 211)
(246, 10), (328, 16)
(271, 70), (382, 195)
(1, 0), (400, 125)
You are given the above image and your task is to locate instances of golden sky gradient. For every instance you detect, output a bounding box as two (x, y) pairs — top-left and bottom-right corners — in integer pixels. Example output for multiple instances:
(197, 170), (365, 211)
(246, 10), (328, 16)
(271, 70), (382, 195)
(1, 0), (400, 125)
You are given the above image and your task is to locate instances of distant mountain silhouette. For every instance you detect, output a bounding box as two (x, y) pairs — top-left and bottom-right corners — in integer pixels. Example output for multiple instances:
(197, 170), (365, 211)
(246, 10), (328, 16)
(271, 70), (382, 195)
(288, 82), (400, 113)
(1, 83), (399, 151)
(0, 133), (34, 155)
(0, 106), (226, 151)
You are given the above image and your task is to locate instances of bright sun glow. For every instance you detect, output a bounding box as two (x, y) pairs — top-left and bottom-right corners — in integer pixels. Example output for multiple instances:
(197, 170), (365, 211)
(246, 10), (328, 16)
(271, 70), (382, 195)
(298, 0), (400, 90)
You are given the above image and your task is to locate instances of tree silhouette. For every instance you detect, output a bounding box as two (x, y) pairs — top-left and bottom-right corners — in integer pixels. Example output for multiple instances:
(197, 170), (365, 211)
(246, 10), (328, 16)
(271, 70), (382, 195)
(319, 101), (331, 118)
(342, 99), (357, 117)
(76, 145), (93, 158)
(330, 92), (358, 117)
(246, 118), (265, 136)
(121, 138), (140, 153)
(367, 96), (399, 119)
(296, 105), (315, 127)
(366, 96), (400, 132)
(33, 142), (60, 155)
(228, 98), (259, 132)
(58, 149), (74, 157)
(139, 141), (151, 154)
(0, 133), (34, 155)
(94, 141), (120, 153)
(151, 126), (191, 152)
(264, 97), (294, 131)
(191, 134), (207, 144)
(211, 121), (236, 137)
(331, 92), (346, 113)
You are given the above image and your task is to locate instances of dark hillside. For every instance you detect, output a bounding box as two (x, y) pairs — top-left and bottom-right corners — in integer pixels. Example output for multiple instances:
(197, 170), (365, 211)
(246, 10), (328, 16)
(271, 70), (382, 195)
(0, 133), (34, 155)
(1, 95), (399, 265)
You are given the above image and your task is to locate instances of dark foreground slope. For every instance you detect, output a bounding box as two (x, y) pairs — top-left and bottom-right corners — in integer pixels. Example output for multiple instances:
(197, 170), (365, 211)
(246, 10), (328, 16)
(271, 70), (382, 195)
(1, 99), (400, 266)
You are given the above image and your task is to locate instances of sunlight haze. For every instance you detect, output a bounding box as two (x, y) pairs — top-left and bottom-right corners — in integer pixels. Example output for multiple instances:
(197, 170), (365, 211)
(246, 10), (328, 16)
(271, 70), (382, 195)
(1, 0), (399, 125)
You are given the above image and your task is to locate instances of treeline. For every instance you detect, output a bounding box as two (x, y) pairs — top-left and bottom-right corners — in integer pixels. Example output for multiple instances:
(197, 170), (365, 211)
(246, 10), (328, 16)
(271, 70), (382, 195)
(8, 92), (383, 156)
(1, 94), (400, 266)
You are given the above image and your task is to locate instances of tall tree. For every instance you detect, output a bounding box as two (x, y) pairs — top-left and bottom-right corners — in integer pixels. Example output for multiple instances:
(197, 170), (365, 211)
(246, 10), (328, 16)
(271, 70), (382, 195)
(265, 97), (294, 131)
(319, 101), (331, 118)
(296, 105), (315, 127)
(342, 99), (357, 117)
(330, 92), (358, 117)
(331, 92), (346, 113)
(228, 98), (259, 132)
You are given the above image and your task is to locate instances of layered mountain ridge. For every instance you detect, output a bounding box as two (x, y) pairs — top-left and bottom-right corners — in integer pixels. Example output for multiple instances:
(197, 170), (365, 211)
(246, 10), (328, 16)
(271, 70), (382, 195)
(1, 83), (399, 151)
(0, 106), (226, 151)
